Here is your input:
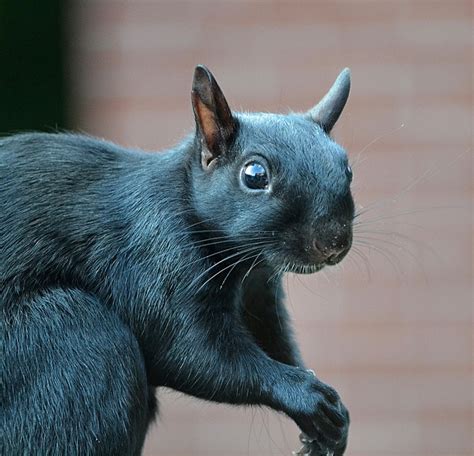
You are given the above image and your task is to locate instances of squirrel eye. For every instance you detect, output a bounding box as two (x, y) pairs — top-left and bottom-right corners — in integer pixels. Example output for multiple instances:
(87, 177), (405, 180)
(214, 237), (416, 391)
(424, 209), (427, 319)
(242, 161), (269, 190)
(345, 165), (353, 182)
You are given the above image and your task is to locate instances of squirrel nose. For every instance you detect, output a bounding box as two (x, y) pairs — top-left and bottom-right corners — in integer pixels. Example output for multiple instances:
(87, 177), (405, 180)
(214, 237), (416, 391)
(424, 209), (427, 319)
(312, 238), (349, 263)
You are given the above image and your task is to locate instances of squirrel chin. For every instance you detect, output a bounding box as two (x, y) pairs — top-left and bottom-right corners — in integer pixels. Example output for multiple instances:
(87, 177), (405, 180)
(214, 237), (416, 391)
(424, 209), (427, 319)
(284, 263), (326, 275)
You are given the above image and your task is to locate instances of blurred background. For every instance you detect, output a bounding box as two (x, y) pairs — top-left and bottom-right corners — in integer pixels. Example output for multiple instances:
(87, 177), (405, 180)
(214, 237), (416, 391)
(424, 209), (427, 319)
(1, 1), (471, 455)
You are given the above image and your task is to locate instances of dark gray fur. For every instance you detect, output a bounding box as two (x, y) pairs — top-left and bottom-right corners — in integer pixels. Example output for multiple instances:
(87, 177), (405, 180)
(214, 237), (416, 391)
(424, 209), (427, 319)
(1, 66), (354, 455)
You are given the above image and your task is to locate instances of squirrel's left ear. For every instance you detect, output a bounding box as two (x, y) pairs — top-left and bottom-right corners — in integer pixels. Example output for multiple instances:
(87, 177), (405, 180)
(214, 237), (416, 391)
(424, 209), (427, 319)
(192, 65), (236, 169)
(307, 68), (351, 133)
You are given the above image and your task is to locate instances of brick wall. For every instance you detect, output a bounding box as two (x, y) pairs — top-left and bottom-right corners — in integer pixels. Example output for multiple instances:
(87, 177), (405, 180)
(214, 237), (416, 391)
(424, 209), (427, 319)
(69, 1), (472, 455)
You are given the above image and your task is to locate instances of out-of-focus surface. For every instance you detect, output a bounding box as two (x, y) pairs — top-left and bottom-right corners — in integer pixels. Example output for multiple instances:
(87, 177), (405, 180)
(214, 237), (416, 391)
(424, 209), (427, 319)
(69, 1), (472, 455)
(0, 0), (67, 132)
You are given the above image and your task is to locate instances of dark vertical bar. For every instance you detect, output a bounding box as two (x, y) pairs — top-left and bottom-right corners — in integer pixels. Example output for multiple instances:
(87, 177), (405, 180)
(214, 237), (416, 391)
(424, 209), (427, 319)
(0, 0), (68, 134)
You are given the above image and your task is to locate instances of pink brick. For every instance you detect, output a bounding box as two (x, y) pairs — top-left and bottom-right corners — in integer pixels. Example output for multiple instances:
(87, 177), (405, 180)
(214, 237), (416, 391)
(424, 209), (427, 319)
(71, 1), (473, 455)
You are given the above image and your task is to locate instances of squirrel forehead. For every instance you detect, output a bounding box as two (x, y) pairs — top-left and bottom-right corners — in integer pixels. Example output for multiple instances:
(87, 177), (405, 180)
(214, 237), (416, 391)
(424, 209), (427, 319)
(235, 112), (348, 163)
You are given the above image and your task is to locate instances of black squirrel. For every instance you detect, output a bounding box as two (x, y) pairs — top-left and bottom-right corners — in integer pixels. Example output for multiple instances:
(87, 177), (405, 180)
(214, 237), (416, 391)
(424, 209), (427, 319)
(0, 65), (354, 456)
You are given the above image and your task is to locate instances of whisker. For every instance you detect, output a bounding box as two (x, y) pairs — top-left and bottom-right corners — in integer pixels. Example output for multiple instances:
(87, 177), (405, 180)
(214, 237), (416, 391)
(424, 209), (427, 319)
(189, 240), (275, 290)
(354, 205), (463, 225)
(353, 228), (443, 263)
(267, 263), (284, 284)
(142, 235), (268, 268)
(354, 234), (428, 282)
(190, 234), (274, 248)
(353, 150), (467, 220)
(320, 268), (331, 284)
(196, 250), (263, 292)
(352, 239), (403, 277)
(175, 239), (273, 275)
(351, 123), (405, 169)
(241, 252), (266, 285)
(293, 274), (328, 300)
(349, 246), (372, 280)
(220, 249), (265, 290)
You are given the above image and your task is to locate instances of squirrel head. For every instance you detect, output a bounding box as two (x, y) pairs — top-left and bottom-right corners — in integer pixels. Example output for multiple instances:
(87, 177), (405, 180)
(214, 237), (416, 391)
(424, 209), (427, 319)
(190, 65), (354, 274)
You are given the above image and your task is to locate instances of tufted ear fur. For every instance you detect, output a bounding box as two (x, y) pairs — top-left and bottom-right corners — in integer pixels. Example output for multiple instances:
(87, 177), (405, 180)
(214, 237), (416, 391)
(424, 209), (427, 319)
(191, 65), (236, 169)
(307, 68), (351, 133)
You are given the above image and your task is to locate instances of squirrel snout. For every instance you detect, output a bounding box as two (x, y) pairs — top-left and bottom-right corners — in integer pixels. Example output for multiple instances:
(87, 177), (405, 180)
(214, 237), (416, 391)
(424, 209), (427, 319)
(312, 234), (351, 264)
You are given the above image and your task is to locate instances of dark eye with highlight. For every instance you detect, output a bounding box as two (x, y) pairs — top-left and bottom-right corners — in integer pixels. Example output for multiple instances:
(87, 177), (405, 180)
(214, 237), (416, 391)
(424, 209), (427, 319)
(345, 165), (353, 183)
(242, 161), (269, 190)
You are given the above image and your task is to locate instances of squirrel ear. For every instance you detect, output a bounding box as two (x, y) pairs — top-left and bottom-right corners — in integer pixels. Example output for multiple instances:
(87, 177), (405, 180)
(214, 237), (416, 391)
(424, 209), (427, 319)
(307, 68), (351, 133)
(191, 65), (236, 169)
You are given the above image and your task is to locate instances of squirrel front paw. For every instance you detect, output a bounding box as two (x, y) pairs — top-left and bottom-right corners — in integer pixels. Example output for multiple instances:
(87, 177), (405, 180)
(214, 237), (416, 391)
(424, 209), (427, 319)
(294, 426), (349, 456)
(282, 371), (349, 455)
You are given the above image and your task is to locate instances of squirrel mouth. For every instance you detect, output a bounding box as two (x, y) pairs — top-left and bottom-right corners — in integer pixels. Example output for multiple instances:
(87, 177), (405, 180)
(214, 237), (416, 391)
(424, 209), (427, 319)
(284, 250), (349, 275)
(283, 262), (326, 275)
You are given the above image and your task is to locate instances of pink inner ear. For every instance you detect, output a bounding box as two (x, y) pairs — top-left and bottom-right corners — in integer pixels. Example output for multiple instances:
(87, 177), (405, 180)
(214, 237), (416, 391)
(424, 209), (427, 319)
(194, 96), (218, 146)
(192, 93), (220, 168)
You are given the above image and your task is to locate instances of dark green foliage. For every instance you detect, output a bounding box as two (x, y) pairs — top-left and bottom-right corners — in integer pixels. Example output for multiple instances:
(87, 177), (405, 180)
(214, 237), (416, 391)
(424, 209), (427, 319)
(0, 0), (67, 134)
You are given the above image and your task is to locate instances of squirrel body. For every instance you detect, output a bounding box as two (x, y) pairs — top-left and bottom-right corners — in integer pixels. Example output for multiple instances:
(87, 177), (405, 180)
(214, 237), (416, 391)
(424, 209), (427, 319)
(1, 66), (353, 455)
